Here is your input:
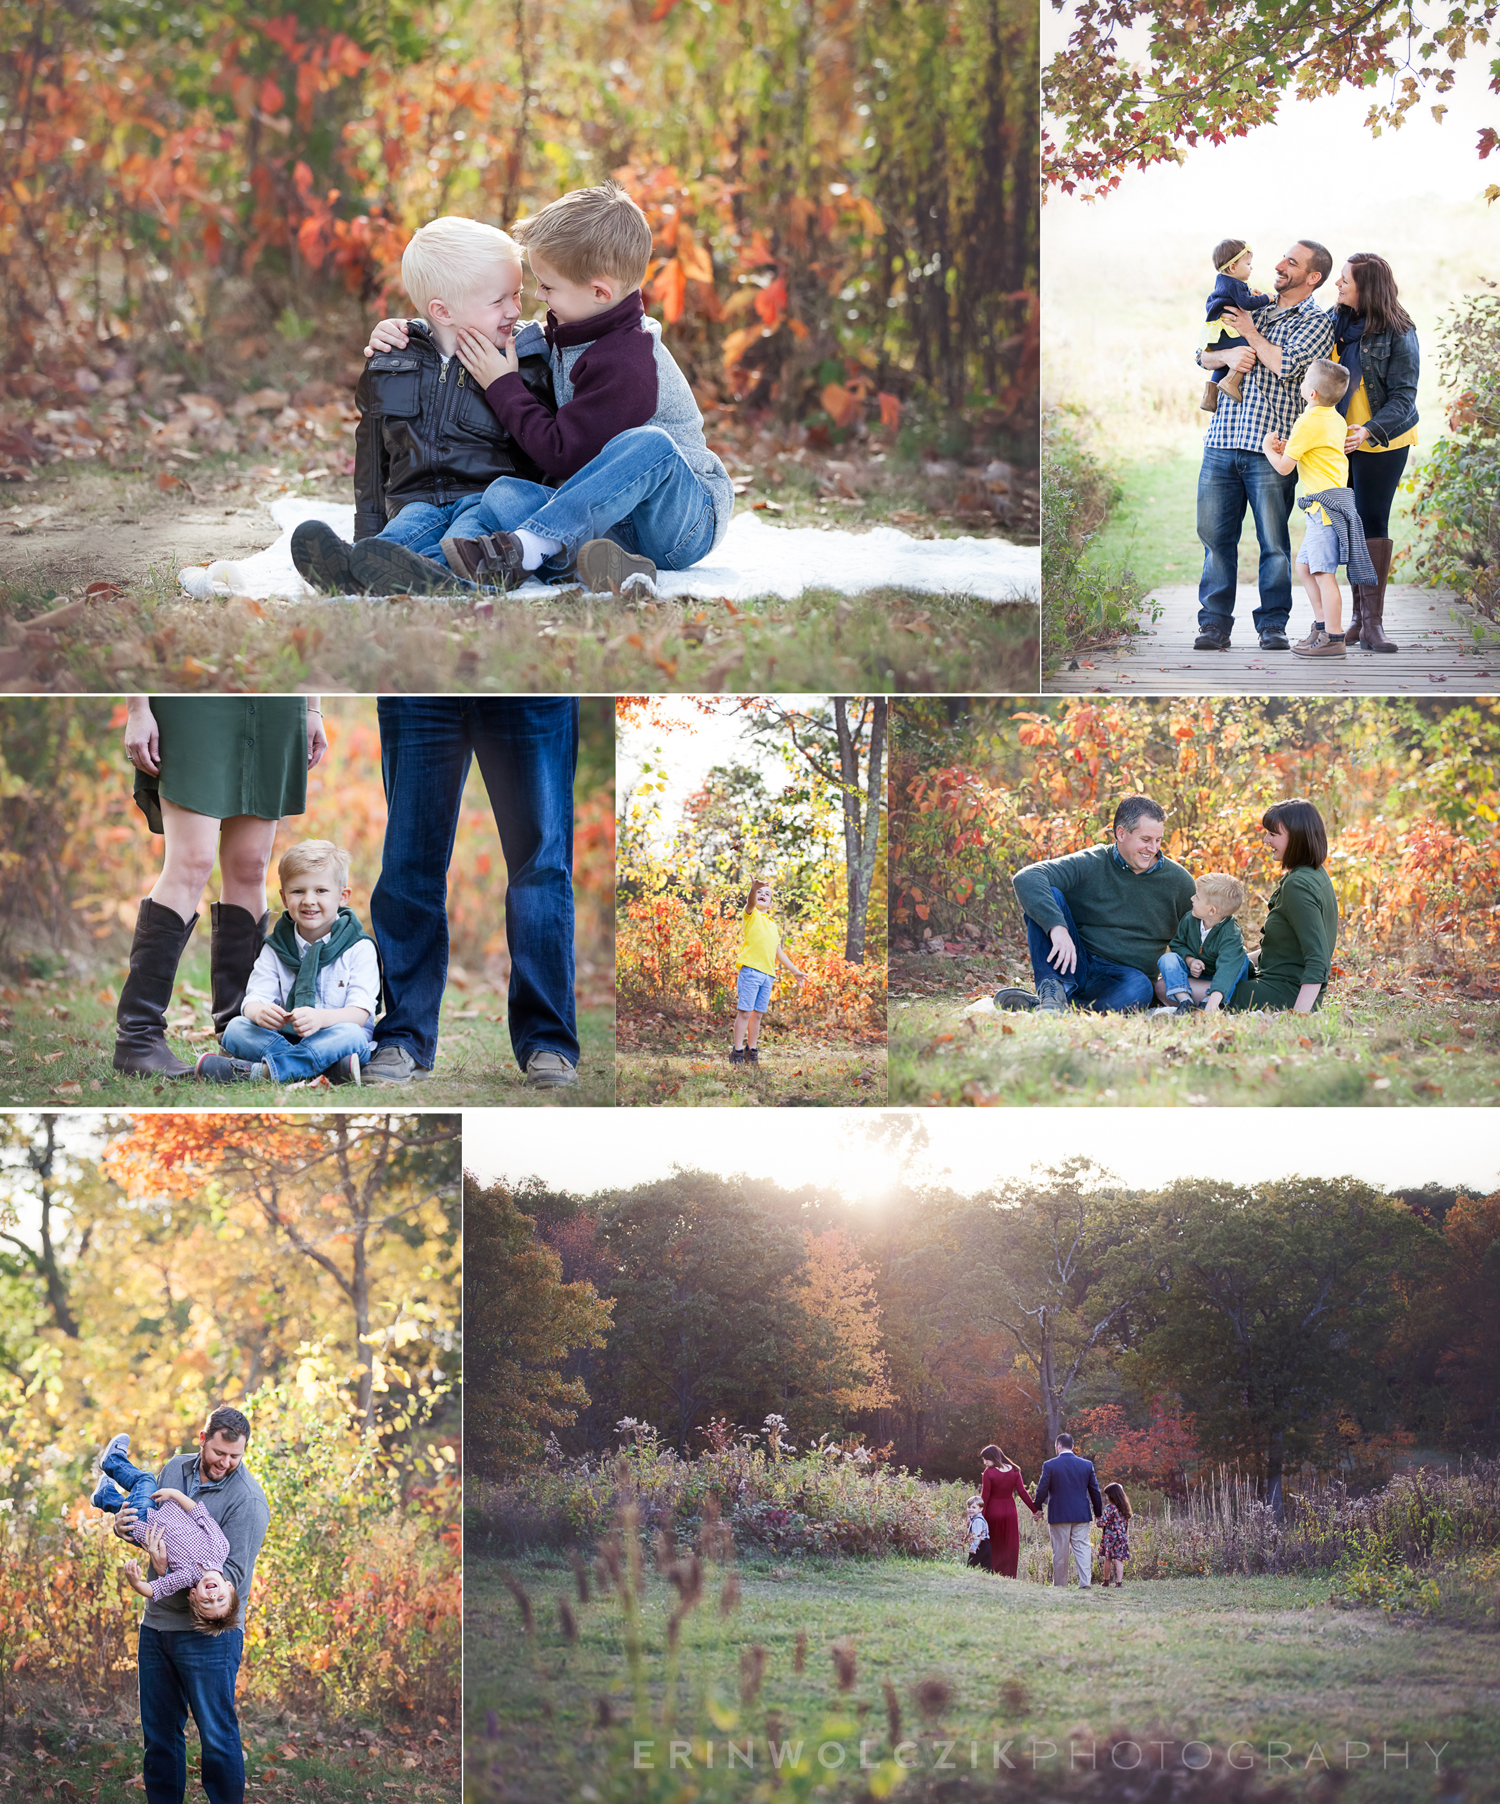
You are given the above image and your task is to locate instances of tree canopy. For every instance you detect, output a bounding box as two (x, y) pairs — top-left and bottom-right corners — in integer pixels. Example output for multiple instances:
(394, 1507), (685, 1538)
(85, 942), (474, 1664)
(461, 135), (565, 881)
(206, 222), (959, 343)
(1044, 0), (1500, 199)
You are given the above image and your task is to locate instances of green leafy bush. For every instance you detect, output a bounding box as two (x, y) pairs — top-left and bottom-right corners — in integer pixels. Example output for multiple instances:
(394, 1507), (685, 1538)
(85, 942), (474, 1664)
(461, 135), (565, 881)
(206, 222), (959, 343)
(1408, 284), (1500, 630)
(1041, 409), (1155, 664)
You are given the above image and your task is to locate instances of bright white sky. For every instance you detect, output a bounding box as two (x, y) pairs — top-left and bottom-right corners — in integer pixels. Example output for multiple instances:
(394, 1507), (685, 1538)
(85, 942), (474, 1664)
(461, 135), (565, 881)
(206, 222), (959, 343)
(616, 697), (831, 854)
(1044, 10), (1499, 271)
(463, 1110), (1499, 1202)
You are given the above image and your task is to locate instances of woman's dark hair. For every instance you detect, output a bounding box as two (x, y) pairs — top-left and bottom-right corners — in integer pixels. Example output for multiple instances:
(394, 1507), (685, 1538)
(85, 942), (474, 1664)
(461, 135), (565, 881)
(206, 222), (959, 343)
(1104, 1482), (1132, 1520)
(1344, 253), (1415, 337)
(979, 1444), (1010, 1467)
(1262, 799), (1328, 871)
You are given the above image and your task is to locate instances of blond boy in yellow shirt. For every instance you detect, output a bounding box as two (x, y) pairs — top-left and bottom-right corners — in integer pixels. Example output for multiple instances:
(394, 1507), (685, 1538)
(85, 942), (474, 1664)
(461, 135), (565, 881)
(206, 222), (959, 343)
(731, 876), (806, 1067)
(1262, 357), (1353, 658)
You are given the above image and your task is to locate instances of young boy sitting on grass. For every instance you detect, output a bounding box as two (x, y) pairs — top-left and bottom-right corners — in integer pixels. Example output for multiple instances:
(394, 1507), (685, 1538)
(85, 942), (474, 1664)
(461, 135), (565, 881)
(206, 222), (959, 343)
(361, 182), (734, 597)
(196, 840), (379, 1086)
(1261, 356), (1379, 660)
(1151, 872), (1249, 1016)
(290, 217), (557, 596)
(91, 1433), (241, 1634)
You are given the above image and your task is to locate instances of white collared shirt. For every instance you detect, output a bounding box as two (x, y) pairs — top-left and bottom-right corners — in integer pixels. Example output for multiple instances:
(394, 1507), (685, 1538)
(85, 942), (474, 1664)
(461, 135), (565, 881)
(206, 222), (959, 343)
(244, 929), (379, 1020)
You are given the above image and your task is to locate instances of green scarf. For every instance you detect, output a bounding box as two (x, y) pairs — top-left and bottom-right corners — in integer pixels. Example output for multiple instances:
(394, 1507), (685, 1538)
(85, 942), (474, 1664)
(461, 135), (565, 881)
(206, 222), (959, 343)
(265, 907), (376, 1035)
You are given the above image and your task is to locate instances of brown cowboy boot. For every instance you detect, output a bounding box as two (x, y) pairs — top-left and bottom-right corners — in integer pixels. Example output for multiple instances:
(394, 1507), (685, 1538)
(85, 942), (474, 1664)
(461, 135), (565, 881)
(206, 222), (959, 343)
(210, 902), (269, 1037)
(112, 899), (199, 1077)
(1358, 537), (1397, 652)
(1345, 576), (1365, 649)
(1199, 381), (1219, 414)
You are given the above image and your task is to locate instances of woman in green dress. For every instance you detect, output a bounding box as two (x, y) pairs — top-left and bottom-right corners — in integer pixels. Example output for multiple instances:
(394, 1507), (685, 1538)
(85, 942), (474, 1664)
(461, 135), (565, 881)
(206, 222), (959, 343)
(1228, 799), (1338, 1015)
(113, 695), (327, 1076)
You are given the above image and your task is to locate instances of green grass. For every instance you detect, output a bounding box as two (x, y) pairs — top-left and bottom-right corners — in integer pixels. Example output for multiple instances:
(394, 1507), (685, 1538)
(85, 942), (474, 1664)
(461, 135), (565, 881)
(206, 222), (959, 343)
(887, 957), (1500, 1107)
(2, 1699), (457, 1801)
(1088, 441), (1429, 598)
(0, 950), (615, 1106)
(1, 571), (1039, 696)
(0, 456), (1038, 694)
(615, 1043), (887, 1107)
(464, 1552), (1498, 1802)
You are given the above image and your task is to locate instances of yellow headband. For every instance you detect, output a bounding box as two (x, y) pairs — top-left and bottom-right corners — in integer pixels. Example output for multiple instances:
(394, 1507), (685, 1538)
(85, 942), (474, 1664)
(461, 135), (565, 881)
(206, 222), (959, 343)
(1217, 246), (1251, 274)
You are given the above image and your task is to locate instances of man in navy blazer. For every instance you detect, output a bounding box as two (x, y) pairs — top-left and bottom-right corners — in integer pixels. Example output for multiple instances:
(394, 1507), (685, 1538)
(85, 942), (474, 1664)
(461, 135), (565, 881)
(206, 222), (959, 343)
(1032, 1433), (1104, 1589)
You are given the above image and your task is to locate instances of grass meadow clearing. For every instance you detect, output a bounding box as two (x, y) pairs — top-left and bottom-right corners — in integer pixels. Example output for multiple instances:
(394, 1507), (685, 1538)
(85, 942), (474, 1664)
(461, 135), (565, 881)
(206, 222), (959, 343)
(0, 459), (1039, 695)
(3, 1702), (458, 1802)
(615, 1042), (887, 1108)
(886, 956), (1500, 1108)
(0, 950), (615, 1106)
(464, 1551), (1496, 1803)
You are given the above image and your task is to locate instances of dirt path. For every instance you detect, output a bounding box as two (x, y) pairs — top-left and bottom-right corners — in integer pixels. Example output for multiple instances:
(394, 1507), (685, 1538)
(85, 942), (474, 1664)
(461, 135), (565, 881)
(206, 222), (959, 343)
(0, 460), (281, 589)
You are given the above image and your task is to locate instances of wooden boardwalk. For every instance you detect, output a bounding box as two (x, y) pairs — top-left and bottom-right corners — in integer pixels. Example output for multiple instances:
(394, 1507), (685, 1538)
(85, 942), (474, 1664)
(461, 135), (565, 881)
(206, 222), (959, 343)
(1046, 584), (1498, 694)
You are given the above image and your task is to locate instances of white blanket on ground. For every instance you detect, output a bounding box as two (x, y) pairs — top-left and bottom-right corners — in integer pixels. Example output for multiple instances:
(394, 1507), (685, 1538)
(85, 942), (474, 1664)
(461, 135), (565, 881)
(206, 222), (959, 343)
(179, 497), (1040, 604)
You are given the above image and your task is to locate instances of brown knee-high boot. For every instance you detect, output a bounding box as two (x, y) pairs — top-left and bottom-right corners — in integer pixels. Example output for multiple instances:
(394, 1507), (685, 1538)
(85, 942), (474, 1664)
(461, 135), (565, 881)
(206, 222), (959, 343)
(112, 899), (199, 1077)
(210, 903), (269, 1037)
(1356, 537), (1397, 652)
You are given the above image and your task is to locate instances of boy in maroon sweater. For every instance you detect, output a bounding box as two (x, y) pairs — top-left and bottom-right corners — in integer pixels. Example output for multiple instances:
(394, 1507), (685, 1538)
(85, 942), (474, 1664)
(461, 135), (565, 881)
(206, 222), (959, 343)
(358, 183), (734, 597)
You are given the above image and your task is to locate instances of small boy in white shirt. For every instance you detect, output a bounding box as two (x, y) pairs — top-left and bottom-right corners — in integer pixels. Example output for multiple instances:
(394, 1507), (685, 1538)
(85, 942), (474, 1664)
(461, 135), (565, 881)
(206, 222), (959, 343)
(195, 840), (379, 1086)
(965, 1497), (992, 1570)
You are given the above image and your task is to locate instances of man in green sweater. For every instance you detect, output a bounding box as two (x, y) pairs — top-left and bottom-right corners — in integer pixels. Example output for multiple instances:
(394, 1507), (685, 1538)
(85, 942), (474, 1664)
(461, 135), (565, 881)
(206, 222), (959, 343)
(995, 796), (1197, 1013)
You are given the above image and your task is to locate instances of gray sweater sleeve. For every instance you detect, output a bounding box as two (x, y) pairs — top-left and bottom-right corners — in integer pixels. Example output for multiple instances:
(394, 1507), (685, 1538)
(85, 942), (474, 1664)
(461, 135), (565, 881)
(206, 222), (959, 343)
(216, 1478), (271, 1598)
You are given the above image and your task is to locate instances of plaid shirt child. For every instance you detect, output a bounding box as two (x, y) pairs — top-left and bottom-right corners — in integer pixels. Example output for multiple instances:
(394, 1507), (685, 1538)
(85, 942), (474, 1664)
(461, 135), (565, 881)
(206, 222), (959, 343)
(1202, 297), (1336, 452)
(132, 1499), (232, 1601)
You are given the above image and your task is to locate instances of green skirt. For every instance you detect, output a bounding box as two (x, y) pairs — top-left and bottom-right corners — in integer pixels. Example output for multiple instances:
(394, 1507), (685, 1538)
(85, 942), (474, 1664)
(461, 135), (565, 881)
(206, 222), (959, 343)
(1228, 970), (1324, 1012)
(133, 697), (308, 835)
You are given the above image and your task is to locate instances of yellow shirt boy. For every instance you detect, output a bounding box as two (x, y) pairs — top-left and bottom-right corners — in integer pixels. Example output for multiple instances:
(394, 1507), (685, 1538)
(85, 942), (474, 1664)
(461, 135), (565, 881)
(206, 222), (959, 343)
(1283, 403), (1347, 525)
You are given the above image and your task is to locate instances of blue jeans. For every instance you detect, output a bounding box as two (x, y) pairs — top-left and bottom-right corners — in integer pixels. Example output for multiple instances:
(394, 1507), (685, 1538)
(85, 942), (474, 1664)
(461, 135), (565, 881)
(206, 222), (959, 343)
(1024, 887), (1155, 1013)
(96, 1444), (161, 1518)
(1197, 446), (1299, 635)
(377, 492), (488, 564)
(221, 1017), (373, 1082)
(1157, 948), (1250, 1005)
(139, 1622), (245, 1804)
(372, 698), (579, 1071)
(472, 426), (718, 576)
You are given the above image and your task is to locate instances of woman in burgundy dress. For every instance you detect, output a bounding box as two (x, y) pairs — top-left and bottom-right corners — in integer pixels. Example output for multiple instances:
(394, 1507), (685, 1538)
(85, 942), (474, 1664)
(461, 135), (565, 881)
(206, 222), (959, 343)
(980, 1443), (1040, 1578)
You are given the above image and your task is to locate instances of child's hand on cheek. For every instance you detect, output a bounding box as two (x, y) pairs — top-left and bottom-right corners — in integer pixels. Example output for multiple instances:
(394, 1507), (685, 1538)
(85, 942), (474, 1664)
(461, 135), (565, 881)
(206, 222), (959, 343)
(456, 327), (516, 388)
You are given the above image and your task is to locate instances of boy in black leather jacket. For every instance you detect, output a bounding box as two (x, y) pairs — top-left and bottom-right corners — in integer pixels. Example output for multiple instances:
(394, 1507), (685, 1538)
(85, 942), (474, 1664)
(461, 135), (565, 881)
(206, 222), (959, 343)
(291, 217), (556, 595)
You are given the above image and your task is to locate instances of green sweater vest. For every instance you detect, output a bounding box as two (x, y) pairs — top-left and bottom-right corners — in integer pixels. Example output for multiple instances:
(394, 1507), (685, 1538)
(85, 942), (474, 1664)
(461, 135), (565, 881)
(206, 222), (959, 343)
(1013, 845), (1198, 979)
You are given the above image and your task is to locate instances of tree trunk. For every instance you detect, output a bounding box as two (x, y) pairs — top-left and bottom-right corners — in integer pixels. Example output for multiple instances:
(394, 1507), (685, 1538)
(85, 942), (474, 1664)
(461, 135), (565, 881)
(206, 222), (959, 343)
(834, 697), (886, 965)
(0, 1117), (80, 1338)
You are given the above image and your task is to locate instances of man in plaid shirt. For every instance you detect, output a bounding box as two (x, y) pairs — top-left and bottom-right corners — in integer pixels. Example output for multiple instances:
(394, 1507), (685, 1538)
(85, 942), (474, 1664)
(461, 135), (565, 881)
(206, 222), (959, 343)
(1196, 241), (1336, 651)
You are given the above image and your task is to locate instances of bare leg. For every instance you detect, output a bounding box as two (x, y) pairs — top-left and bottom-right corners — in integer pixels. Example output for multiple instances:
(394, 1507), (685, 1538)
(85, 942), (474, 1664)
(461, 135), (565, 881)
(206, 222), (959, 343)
(215, 815), (278, 915)
(149, 801), (223, 921)
(733, 1009), (752, 1051)
(1297, 562), (1324, 624)
(1316, 572), (1343, 636)
(745, 1008), (764, 1050)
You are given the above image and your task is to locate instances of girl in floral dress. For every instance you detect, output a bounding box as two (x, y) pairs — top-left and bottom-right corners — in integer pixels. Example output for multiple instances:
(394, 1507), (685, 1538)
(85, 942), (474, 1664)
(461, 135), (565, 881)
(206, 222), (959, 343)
(1098, 1481), (1132, 1586)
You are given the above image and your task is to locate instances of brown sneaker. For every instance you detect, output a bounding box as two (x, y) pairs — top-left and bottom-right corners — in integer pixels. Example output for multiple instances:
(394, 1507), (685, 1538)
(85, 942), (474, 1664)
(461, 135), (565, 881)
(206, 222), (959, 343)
(577, 538), (658, 596)
(440, 531), (527, 588)
(1199, 381), (1219, 414)
(1292, 631), (1346, 658)
(1293, 622), (1328, 650)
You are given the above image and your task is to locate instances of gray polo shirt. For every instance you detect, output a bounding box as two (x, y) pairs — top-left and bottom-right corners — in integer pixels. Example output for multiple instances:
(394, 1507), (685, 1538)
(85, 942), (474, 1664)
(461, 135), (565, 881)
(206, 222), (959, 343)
(130, 1453), (271, 1633)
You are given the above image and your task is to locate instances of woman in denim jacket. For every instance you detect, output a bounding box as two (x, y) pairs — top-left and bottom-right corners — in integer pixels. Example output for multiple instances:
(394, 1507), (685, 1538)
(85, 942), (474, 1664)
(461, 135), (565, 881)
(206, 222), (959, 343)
(1330, 253), (1420, 653)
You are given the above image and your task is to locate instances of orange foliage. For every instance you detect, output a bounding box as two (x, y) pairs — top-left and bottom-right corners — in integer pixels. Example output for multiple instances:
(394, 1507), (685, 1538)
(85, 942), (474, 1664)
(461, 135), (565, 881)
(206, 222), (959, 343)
(9, 699), (612, 985)
(891, 699), (1500, 988)
(1075, 1398), (1201, 1493)
(617, 884), (884, 1039)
